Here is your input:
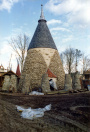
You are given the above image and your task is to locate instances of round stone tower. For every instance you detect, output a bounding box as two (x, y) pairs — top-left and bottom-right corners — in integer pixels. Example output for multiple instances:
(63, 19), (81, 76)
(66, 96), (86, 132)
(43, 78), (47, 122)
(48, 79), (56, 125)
(18, 5), (65, 93)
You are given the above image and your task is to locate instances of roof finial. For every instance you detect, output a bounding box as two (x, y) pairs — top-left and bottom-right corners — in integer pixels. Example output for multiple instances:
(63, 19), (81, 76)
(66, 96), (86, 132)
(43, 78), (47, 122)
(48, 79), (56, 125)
(40, 4), (45, 20)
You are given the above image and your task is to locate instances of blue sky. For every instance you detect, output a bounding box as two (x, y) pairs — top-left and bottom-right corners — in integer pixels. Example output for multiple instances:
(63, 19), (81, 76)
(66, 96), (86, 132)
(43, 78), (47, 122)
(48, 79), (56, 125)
(0, 0), (90, 72)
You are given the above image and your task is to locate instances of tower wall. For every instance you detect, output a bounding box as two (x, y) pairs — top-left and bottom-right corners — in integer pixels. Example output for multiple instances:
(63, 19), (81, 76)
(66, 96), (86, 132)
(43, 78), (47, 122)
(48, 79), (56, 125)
(18, 49), (47, 92)
(49, 50), (65, 89)
(19, 48), (65, 92)
(34, 48), (55, 67)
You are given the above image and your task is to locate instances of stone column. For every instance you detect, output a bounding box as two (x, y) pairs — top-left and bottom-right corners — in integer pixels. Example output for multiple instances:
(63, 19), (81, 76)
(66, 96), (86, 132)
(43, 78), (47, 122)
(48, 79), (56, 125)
(22, 74), (31, 94)
(41, 73), (50, 93)
(2, 75), (10, 91)
(64, 74), (72, 91)
(73, 72), (81, 90)
(10, 75), (17, 92)
(18, 74), (25, 92)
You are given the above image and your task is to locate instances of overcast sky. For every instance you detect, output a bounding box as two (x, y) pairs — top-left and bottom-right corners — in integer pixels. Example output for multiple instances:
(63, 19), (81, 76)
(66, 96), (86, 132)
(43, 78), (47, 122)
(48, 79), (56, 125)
(0, 0), (90, 72)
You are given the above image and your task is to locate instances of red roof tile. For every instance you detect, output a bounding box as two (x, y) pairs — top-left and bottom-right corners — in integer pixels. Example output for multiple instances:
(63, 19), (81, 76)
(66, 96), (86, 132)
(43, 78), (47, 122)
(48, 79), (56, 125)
(47, 69), (57, 78)
(16, 64), (21, 76)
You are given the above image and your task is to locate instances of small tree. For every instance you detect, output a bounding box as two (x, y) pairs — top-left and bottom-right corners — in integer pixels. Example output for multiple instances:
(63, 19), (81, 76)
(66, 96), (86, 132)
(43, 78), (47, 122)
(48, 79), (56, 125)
(9, 34), (29, 72)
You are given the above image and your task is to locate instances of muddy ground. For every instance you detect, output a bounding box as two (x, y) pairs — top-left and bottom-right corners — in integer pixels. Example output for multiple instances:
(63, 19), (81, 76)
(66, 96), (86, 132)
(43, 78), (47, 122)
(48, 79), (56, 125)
(0, 92), (90, 132)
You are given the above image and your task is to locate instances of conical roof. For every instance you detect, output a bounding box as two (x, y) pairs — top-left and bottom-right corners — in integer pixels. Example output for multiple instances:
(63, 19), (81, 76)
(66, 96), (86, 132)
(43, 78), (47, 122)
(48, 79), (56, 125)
(28, 5), (57, 50)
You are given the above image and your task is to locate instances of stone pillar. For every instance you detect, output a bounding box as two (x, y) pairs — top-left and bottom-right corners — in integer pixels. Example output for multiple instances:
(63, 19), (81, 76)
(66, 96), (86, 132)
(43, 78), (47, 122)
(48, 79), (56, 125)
(64, 74), (72, 91)
(22, 74), (31, 94)
(41, 73), (50, 93)
(73, 72), (81, 90)
(10, 75), (17, 92)
(2, 75), (10, 91)
(18, 74), (25, 92)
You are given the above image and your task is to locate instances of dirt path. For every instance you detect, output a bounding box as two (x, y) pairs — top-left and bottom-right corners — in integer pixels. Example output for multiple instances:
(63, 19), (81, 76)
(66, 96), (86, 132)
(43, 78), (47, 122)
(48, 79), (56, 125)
(0, 92), (90, 132)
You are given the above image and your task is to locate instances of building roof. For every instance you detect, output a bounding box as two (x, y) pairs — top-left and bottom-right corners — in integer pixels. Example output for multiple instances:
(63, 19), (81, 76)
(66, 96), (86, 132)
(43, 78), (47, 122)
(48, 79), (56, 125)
(0, 72), (7, 77)
(84, 69), (90, 75)
(0, 64), (7, 75)
(0, 64), (4, 69)
(28, 5), (57, 50)
(1, 70), (19, 77)
(47, 69), (57, 78)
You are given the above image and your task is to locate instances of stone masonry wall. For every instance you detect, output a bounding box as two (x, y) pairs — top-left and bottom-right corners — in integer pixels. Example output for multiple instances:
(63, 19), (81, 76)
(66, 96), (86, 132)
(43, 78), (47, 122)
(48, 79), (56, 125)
(22, 74), (31, 93)
(19, 48), (65, 92)
(72, 72), (81, 90)
(35, 48), (55, 67)
(19, 49), (47, 92)
(41, 73), (50, 93)
(49, 50), (65, 90)
(64, 74), (72, 91)
(10, 75), (17, 92)
(2, 75), (10, 91)
(18, 73), (25, 92)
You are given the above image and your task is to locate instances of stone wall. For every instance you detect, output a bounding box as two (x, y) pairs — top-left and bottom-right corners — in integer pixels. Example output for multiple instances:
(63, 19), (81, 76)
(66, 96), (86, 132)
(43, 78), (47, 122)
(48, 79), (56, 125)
(22, 74), (31, 93)
(10, 75), (17, 92)
(64, 74), (72, 91)
(49, 50), (65, 90)
(72, 72), (81, 90)
(2, 75), (10, 91)
(35, 48), (55, 67)
(18, 73), (25, 92)
(41, 73), (50, 93)
(19, 49), (47, 92)
(19, 48), (65, 92)
(2, 75), (18, 92)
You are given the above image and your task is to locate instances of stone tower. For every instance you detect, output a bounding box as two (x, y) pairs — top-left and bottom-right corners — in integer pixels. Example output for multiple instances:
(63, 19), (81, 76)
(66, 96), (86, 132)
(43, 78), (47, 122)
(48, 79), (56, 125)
(19, 5), (65, 93)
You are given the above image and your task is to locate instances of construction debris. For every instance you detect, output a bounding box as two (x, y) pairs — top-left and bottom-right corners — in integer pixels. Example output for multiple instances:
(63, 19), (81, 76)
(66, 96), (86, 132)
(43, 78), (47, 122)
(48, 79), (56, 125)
(16, 104), (51, 120)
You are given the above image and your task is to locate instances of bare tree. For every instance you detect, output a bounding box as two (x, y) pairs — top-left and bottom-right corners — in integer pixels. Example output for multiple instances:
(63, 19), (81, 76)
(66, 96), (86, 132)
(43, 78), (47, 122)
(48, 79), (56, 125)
(60, 53), (64, 66)
(9, 34), (29, 72)
(63, 48), (76, 74)
(75, 49), (82, 72)
(60, 48), (75, 74)
(82, 54), (90, 73)
(60, 47), (83, 74)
